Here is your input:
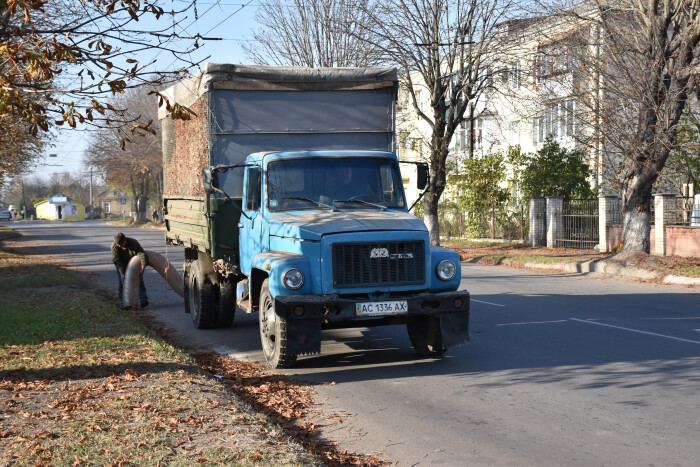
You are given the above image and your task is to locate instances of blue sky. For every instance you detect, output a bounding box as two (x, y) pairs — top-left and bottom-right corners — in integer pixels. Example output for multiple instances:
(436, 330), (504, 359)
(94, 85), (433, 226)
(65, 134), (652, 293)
(29, 1), (260, 182)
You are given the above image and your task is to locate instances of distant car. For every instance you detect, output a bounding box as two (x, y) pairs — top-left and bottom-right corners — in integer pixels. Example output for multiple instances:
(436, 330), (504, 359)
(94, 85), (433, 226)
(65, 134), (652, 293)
(0, 211), (11, 221)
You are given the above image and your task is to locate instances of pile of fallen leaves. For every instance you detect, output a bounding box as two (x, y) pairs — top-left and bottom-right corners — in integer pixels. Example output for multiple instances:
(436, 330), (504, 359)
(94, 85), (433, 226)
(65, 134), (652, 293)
(193, 353), (387, 467)
(1, 362), (318, 465)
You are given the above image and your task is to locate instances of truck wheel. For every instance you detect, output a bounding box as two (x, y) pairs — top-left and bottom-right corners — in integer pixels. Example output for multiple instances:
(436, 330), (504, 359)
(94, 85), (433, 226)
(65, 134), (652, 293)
(183, 259), (192, 314)
(215, 278), (236, 328)
(258, 279), (297, 369)
(406, 316), (447, 357)
(189, 261), (216, 329)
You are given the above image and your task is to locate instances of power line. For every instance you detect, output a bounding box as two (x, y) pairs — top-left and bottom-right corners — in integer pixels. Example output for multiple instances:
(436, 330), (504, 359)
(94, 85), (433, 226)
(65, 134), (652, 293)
(203, 0), (259, 36)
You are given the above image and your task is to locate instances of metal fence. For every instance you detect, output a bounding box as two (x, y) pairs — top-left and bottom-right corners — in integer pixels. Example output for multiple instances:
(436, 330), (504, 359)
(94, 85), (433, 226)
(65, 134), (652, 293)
(437, 200), (528, 240)
(609, 197), (623, 224)
(665, 197), (698, 226)
(558, 199), (599, 249)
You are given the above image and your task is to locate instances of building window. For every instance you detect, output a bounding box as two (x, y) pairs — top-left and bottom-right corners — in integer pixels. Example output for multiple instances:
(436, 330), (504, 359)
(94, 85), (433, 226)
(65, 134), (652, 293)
(534, 100), (576, 143)
(103, 202), (110, 213)
(455, 122), (468, 152)
(509, 121), (520, 146)
(486, 67), (494, 93)
(564, 99), (575, 136)
(550, 102), (560, 138)
(474, 118), (483, 149)
(534, 115), (544, 143)
(412, 138), (423, 158)
(510, 61), (521, 90)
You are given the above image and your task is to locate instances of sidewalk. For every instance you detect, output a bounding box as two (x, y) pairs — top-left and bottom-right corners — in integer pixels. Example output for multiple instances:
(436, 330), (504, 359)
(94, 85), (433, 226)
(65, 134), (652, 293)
(444, 241), (700, 287)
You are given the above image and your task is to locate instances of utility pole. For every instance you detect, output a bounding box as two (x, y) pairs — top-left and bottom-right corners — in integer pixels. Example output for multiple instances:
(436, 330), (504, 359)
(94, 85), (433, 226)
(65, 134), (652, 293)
(89, 166), (93, 219)
(21, 179), (26, 220)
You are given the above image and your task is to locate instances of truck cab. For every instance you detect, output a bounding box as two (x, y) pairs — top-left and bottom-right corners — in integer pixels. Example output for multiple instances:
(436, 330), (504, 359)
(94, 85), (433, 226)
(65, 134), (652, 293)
(227, 149), (469, 368)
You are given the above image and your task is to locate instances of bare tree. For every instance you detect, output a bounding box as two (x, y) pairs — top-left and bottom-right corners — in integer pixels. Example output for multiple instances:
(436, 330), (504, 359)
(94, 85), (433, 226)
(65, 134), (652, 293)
(86, 87), (162, 223)
(243, 0), (379, 67)
(540, 0), (700, 255)
(363, 0), (513, 245)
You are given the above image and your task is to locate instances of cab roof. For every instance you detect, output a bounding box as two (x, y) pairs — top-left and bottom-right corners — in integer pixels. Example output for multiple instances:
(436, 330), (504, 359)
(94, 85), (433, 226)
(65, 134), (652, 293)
(246, 149), (398, 164)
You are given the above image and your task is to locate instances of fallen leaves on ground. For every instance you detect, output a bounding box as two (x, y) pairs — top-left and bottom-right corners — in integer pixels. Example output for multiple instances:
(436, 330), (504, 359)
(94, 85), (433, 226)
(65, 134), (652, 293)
(445, 242), (700, 279)
(194, 352), (388, 467)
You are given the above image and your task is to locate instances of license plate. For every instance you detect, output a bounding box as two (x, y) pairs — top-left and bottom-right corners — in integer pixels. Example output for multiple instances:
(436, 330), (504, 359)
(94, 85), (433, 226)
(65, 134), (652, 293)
(356, 300), (408, 316)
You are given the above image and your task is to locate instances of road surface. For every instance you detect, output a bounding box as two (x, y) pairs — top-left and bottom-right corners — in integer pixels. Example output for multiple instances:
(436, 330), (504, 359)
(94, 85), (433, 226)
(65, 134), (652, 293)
(5, 220), (700, 466)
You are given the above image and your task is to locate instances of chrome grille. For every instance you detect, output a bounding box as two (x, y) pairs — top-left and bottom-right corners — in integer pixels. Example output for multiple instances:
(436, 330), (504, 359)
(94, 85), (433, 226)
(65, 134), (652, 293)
(332, 241), (425, 288)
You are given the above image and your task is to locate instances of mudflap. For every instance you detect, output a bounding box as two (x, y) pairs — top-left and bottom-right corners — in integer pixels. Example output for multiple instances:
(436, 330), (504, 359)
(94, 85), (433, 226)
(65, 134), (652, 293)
(439, 310), (470, 347)
(285, 318), (322, 355)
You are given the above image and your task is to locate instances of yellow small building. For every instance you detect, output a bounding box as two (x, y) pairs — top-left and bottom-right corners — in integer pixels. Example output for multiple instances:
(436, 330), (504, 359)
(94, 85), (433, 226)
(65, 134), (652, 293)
(35, 194), (85, 220)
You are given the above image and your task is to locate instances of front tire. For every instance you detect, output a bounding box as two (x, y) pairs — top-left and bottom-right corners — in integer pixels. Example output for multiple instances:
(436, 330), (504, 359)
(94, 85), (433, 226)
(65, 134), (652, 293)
(258, 279), (297, 369)
(407, 316), (447, 357)
(189, 260), (216, 329)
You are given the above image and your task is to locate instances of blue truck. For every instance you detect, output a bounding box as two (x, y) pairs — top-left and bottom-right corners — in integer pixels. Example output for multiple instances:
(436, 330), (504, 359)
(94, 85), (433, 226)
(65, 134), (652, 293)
(160, 64), (469, 368)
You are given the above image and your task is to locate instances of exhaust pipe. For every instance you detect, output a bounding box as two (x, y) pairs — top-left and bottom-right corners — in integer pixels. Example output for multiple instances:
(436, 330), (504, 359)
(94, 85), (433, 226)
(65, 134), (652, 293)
(124, 250), (184, 308)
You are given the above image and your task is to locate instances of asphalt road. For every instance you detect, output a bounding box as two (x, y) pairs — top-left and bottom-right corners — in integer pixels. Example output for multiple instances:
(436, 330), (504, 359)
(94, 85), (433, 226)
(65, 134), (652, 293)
(4, 220), (700, 466)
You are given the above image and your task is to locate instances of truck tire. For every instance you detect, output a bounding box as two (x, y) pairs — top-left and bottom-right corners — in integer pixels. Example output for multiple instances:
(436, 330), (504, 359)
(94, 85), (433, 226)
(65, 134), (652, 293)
(183, 259), (192, 314)
(189, 260), (216, 329)
(406, 316), (447, 357)
(258, 279), (297, 368)
(215, 278), (236, 328)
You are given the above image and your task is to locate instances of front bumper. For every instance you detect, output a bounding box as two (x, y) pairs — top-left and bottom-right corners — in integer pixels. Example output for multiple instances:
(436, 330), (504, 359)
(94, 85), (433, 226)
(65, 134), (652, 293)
(275, 290), (470, 355)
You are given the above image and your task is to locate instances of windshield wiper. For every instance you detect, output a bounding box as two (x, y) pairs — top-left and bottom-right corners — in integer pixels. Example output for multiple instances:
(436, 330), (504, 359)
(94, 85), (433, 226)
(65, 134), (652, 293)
(282, 196), (337, 211)
(333, 198), (387, 211)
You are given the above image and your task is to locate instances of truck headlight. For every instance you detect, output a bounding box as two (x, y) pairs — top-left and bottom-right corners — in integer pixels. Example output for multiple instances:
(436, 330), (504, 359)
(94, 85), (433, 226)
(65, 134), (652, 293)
(436, 260), (456, 281)
(282, 268), (304, 290)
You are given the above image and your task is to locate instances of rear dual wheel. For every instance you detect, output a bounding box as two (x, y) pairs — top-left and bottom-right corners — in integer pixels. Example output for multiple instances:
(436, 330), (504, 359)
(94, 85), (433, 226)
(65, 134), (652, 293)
(189, 260), (216, 329)
(183, 259), (192, 315)
(186, 259), (236, 329)
(215, 278), (236, 328)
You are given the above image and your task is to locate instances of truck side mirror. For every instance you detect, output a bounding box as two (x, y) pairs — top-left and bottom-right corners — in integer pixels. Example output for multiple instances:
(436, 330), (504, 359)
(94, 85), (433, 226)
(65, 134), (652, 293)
(202, 167), (218, 195)
(417, 163), (429, 190)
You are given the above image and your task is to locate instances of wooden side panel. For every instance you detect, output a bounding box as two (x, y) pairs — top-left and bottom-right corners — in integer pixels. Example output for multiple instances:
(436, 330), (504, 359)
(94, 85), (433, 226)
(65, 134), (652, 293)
(164, 197), (209, 251)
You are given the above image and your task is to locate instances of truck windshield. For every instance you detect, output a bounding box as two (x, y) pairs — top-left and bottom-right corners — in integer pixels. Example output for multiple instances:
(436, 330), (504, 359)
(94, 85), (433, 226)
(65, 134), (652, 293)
(267, 157), (406, 211)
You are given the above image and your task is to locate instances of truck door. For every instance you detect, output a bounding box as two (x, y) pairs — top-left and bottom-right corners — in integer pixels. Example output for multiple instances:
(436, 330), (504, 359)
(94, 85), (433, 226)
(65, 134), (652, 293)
(239, 166), (263, 275)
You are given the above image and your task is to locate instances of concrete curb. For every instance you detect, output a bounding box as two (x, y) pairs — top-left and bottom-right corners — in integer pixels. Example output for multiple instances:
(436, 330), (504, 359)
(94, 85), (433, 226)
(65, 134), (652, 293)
(663, 275), (700, 286)
(492, 258), (700, 287)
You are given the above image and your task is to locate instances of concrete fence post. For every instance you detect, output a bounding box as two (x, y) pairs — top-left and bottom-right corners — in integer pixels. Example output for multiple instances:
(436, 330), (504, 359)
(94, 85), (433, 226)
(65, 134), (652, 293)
(598, 195), (619, 252)
(528, 197), (546, 246)
(546, 196), (564, 248)
(654, 194), (675, 256)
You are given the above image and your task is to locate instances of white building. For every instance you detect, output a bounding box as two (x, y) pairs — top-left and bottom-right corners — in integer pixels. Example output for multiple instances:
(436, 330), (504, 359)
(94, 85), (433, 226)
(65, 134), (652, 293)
(396, 9), (607, 199)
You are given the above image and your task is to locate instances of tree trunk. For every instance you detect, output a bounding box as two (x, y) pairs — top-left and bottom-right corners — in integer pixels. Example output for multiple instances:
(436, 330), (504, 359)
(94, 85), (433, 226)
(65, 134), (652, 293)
(423, 122), (450, 246)
(618, 160), (654, 255)
(620, 204), (651, 255)
(423, 190), (440, 246)
(135, 195), (148, 223)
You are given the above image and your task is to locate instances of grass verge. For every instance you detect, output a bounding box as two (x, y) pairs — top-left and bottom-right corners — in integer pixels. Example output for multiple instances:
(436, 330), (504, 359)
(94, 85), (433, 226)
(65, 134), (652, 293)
(449, 242), (700, 281)
(0, 225), (21, 242)
(471, 253), (595, 266)
(442, 239), (529, 249)
(0, 247), (321, 466)
(663, 265), (700, 278)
